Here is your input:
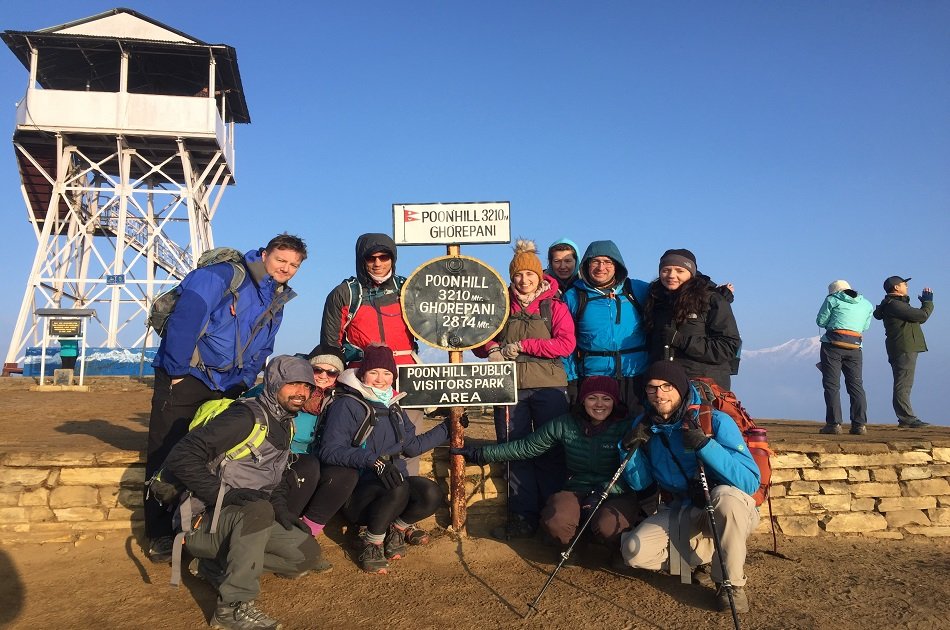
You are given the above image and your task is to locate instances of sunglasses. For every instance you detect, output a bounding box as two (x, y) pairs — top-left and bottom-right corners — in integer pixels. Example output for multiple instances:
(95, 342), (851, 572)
(313, 367), (340, 377)
(365, 253), (392, 263)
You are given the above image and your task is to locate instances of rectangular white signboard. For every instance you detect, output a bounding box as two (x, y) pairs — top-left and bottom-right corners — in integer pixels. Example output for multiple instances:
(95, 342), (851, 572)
(397, 361), (518, 407)
(393, 201), (511, 245)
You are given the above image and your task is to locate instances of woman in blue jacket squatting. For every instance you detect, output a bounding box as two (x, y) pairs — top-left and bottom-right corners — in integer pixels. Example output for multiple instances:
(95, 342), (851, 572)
(619, 361), (760, 615)
(317, 344), (461, 574)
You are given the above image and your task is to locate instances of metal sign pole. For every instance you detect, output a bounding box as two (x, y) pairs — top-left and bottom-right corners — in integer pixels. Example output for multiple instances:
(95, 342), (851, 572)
(446, 243), (467, 531)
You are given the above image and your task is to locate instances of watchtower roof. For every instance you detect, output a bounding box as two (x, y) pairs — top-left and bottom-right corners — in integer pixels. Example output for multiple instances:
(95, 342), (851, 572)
(2, 7), (250, 123)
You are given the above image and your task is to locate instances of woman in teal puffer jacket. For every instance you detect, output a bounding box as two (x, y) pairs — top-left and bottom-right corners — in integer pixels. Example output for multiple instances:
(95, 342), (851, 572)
(453, 376), (654, 553)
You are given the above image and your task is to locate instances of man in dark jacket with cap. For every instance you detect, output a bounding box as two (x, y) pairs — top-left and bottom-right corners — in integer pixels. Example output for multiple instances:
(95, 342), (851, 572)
(873, 276), (934, 428)
(164, 355), (324, 630)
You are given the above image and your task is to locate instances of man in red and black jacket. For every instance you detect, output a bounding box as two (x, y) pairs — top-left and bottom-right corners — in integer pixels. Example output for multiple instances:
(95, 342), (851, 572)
(319, 233), (425, 472)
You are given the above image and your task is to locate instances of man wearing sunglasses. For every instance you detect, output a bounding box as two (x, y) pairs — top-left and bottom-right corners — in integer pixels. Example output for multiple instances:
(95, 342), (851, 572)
(320, 233), (426, 474)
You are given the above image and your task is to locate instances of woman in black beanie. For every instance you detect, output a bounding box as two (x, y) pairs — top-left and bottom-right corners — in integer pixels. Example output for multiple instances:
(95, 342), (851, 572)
(644, 249), (741, 389)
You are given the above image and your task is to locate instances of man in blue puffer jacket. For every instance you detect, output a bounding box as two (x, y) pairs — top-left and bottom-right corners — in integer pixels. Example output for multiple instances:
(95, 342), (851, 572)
(816, 280), (874, 435)
(563, 240), (650, 410)
(145, 233), (308, 563)
(619, 361), (760, 615)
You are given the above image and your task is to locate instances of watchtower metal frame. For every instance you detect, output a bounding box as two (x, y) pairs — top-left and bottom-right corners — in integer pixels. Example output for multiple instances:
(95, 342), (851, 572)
(2, 8), (250, 371)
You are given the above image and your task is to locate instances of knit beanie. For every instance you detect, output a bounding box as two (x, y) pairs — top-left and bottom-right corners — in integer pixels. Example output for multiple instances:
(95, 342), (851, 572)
(827, 280), (851, 295)
(306, 343), (345, 373)
(509, 239), (544, 281)
(658, 249), (697, 277)
(578, 376), (621, 406)
(643, 361), (691, 401)
(356, 344), (397, 378)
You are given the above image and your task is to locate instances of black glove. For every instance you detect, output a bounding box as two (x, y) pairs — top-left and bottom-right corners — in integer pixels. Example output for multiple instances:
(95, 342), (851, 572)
(921, 289), (934, 302)
(682, 424), (710, 452)
(222, 383), (248, 400)
(222, 487), (269, 508)
(374, 457), (405, 489)
(442, 413), (470, 430)
(273, 503), (309, 533)
(449, 445), (486, 466)
(621, 421), (652, 451)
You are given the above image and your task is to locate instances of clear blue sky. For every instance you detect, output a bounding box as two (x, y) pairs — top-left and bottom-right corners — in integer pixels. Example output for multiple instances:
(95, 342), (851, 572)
(1, 2), (947, 419)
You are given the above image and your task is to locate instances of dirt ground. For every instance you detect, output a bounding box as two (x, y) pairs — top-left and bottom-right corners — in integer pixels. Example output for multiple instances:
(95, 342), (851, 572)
(1, 378), (949, 629)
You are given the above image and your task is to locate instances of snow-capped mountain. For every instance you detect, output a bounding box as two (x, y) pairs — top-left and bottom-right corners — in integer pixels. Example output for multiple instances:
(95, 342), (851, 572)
(735, 337), (945, 426)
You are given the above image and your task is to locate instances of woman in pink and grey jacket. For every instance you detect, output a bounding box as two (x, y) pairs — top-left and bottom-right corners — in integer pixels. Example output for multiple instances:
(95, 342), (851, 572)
(473, 240), (576, 539)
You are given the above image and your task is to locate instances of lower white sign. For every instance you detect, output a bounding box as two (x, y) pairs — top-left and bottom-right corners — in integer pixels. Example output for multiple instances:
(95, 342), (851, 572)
(397, 362), (518, 408)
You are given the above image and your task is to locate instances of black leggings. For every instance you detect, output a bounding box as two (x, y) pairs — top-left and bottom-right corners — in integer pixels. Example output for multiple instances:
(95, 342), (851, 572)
(344, 476), (443, 536)
(286, 460), (360, 525)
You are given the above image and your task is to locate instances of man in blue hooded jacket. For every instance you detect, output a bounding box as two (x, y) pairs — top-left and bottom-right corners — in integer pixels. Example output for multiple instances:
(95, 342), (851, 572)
(563, 240), (649, 410)
(619, 361), (760, 614)
(145, 233), (308, 562)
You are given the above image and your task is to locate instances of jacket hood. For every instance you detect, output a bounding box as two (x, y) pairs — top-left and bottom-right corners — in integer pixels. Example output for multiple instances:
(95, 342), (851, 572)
(355, 233), (397, 285)
(830, 289), (862, 304)
(578, 240), (628, 287)
(337, 368), (407, 406)
(258, 355), (316, 417)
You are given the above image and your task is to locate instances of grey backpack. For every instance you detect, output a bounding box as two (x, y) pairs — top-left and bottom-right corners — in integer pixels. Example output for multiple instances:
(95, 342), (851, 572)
(146, 247), (246, 337)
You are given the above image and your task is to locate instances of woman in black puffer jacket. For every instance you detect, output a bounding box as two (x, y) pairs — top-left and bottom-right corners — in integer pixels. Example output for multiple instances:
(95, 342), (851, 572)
(645, 249), (741, 389)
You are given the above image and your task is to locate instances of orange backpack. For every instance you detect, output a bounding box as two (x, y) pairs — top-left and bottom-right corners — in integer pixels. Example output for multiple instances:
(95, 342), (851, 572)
(689, 377), (772, 506)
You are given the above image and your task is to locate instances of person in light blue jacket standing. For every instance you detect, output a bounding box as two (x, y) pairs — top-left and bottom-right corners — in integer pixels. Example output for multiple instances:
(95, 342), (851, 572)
(816, 280), (874, 435)
(563, 240), (650, 411)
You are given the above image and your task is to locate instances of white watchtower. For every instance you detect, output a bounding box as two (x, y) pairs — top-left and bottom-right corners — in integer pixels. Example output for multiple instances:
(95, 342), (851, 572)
(2, 8), (250, 374)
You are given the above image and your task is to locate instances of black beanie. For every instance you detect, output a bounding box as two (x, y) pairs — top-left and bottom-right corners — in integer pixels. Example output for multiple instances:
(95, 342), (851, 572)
(643, 361), (691, 400)
(658, 248), (697, 277)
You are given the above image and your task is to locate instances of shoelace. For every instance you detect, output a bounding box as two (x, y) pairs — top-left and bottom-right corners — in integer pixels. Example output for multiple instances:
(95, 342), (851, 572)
(236, 601), (275, 623)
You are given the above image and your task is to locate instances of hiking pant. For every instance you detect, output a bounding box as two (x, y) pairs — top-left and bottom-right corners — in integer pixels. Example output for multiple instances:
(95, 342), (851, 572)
(145, 369), (221, 539)
(185, 500), (320, 604)
(492, 387), (569, 528)
(286, 460), (359, 525)
(344, 476), (443, 536)
(620, 486), (759, 587)
(541, 491), (646, 547)
(889, 352), (920, 424)
(820, 343), (867, 426)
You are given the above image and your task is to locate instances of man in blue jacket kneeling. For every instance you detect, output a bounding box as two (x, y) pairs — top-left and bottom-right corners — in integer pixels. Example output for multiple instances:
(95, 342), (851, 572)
(618, 361), (760, 614)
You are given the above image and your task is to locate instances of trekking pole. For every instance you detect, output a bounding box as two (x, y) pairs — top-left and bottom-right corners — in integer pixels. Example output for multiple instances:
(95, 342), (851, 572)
(504, 404), (511, 540)
(689, 422), (741, 630)
(526, 444), (639, 616)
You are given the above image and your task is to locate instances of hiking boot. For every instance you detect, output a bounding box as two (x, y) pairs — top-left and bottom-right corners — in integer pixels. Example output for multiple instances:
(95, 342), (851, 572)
(715, 585), (750, 614)
(147, 535), (174, 564)
(897, 419), (930, 429)
(849, 424), (867, 435)
(403, 524), (430, 545)
(211, 600), (281, 630)
(818, 424), (842, 435)
(692, 563), (714, 587)
(358, 540), (389, 574)
(384, 524), (407, 560)
(491, 515), (536, 540)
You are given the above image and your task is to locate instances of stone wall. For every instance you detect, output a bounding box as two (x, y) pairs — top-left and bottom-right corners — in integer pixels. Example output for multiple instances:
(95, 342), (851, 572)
(3, 439), (949, 544)
(432, 438), (950, 539)
(0, 451), (145, 544)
